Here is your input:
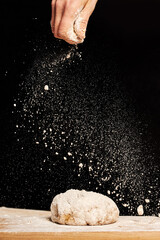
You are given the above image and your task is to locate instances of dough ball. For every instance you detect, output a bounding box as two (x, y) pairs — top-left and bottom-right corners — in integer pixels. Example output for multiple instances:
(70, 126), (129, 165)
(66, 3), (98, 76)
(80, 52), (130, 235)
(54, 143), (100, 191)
(50, 189), (119, 226)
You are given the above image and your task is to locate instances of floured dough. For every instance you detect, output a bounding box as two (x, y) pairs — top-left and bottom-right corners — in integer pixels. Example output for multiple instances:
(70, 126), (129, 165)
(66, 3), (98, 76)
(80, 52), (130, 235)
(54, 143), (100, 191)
(50, 189), (119, 226)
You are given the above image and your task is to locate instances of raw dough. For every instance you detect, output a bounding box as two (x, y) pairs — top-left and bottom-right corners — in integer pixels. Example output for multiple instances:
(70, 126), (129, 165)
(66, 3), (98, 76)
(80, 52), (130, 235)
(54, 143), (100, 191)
(50, 189), (119, 226)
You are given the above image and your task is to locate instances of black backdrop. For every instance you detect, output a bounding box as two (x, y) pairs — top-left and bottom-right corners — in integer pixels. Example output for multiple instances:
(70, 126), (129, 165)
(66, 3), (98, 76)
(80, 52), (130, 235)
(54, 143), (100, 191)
(0, 0), (160, 216)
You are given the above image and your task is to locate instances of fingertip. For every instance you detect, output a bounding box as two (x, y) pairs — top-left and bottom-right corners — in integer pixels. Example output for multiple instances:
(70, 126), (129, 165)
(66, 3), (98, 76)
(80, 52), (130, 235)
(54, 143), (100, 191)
(51, 0), (56, 34)
(65, 39), (83, 45)
(63, 34), (84, 44)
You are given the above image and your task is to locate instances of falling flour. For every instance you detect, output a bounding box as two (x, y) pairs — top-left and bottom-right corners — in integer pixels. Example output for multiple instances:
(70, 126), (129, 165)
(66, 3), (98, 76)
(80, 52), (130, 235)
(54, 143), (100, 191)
(44, 85), (49, 91)
(3, 23), (159, 216)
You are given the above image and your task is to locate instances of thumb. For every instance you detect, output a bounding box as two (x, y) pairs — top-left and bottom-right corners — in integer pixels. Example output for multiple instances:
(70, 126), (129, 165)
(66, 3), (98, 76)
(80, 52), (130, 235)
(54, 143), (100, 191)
(74, 0), (98, 40)
(74, 16), (88, 40)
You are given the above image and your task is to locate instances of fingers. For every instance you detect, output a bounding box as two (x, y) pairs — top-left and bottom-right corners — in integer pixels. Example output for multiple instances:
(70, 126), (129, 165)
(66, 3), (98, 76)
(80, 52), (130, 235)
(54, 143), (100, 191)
(55, 0), (84, 44)
(58, 7), (84, 44)
(74, 0), (98, 40)
(54, 0), (65, 38)
(51, 0), (56, 34)
(50, 0), (97, 44)
(51, 0), (65, 38)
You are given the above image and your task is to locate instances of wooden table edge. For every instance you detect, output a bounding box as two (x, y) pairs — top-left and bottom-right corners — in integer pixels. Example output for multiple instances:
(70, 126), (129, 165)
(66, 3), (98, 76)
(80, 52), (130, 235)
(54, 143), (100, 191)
(0, 231), (160, 240)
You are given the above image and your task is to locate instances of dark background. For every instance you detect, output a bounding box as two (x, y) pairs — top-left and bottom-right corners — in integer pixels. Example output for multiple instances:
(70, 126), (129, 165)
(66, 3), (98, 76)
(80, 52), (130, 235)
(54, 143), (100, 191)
(0, 0), (160, 216)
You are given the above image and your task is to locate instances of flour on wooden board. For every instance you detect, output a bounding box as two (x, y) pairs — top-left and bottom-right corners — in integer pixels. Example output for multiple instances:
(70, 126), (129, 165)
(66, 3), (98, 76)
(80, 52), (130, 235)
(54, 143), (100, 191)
(1, 207), (160, 233)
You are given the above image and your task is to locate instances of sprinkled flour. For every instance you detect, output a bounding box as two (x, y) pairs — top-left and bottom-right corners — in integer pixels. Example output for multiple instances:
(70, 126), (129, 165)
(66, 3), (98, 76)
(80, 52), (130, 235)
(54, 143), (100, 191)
(1, 22), (160, 216)
(10, 39), (160, 216)
(1, 207), (160, 232)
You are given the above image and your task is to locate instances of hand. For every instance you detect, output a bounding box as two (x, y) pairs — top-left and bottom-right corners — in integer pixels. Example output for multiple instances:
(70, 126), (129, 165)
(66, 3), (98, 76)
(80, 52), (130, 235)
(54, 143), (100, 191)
(51, 0), (98, 44)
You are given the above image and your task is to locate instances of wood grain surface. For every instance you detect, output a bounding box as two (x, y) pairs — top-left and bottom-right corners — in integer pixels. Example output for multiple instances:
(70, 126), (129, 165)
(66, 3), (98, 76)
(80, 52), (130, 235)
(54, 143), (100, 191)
(0, 207), (160, 240)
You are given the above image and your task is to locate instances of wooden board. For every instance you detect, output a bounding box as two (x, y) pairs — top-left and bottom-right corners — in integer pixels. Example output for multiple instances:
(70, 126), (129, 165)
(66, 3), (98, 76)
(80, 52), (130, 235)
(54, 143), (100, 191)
(0, 207), (160, 240)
